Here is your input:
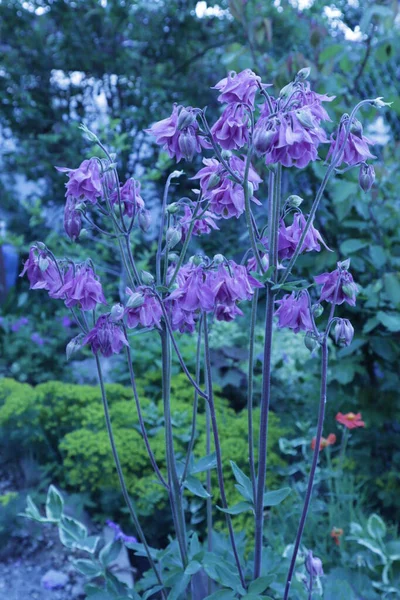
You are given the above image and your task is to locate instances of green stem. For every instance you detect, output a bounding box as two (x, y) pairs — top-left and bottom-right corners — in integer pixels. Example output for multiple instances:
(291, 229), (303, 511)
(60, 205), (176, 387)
(94, 354), (166, 598)
(247, 289), (259, 501)
(244, 148), (265, 273)
(168, 200), (202, 288)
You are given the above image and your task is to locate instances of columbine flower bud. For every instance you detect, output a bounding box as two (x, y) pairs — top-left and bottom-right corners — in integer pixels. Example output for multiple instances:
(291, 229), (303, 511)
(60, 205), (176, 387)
(66, 334), (84, 361)
(295, 108), (315, 129)
(138, 209), (151, 232)
(78, 123), (100, 143)
(178, 131), (197, 162)
(206, 172), (221, 190)
(253, 128), (275, 155)
(359, 164), (375, 193)
(279, 82), (294, 99)
(168, 252), (179, 262)
(177, 107), (196, 130)
(305, 551), (324, 578)
(296, 67), (311, 81)
(338, 258), (351, 270)
(287, 195), (304, 208)
(166, 227), (182, 249)
(350, 117), (363, 138)
(191, 254), (204, 266)
(334, 318), (354, 347)
(166, 202), (179, 214)
(141, 271), (154, 285)
(38, 256), (50, 272)
(304, 333), (318, 352)
(312, 303), (324, 318)
(110, 303), (125, 322)
(372, 97), (392, 109)
(213, 254), (225, 264)
(221, 149), (232, 160)
(126, 292), (145, 308)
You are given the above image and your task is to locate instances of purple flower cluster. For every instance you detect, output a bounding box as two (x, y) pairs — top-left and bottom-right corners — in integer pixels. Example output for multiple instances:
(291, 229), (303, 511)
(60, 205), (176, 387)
(110, 178), (145, 218)
(179, 205), (219, 239)
(314, 262), (358, 306)
(125, 286), (162, 330)
(328, 117), (375, 166)
(213, 69), (262, 108)
(20, 247), (63, 295)
(278, 213), (330, 259)
(83, 314), (128, 357)
(56, 158), (103, 204)
(211, 103), (249, 150)
(275, 292), (313, 333)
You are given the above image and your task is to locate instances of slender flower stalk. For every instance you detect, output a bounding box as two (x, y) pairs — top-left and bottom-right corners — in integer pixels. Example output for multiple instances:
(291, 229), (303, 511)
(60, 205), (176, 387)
(203, 315), (246, 589)
(283, 338), (329, 600)
(94, 354), (166, 598)
(247, 289), (259, 501)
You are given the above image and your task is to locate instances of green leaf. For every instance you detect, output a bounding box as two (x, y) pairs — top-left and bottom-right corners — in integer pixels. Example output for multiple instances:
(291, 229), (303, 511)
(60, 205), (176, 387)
(189, 532), (201, 559)
(21, 495), (45, 522)
(204, 591), (234, 600)
(45, 485), (64, 522)
(81, 536), (101, 554)
(376, 311), (400, 332)
(167, 572), (191, 600)
(73, 558), (103, 578)
(319, 44), (344, 62)
(184, 475), (211, 498)
(59, 515), (88, 549)
(230, 461), (253, 501)
(386, 540), (400, 561)
(355, 539), (387, 563)
(184, 560), (202, 576)
(367, 513), (386, 540)
(363, 317), (379, 334)
(216, 501), (253, 515)
(248, 575), (275, 594)
(383, 273), (400, 306)
(369, 245), (387, 269)
(263, 487), (291, 507)
(143, 586), (164, 600)
(99, 540), (122, 567)
(340, 239), (368, 255)
(191, 453), (217, 474)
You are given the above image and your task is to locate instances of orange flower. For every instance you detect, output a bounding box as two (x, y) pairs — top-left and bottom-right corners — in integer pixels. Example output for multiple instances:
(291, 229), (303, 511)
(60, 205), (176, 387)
(331, 527), (344, 545)
(311, 433), (336, 451)
(335, 412), (365, 429)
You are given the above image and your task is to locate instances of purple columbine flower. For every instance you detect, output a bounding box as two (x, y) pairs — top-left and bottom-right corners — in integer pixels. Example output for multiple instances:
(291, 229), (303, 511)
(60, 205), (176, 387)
(146, 104), (209, 162)
(213, 69), (262, 108)
(334, 318), (354, 347)
(210, 261), (263, 313)
(275, 291), (313, 333)
(305, 550), (324, 578)
(210, 103), (249, 150)
(20, 247), (63, 296)
(291, 82), (335, 123)
(110, 178), (145, 218)
(327, 117), (375, 166)
(359, 163), (375, 192)
(64, 196), (83, 241)
(279, 213), (331, 259)
(314, 262), (358, 306)
(106, 520), (138, 545)
(58, 265), (107, 311)
(31, 332), (45, 346)
(11, 317), (29, 332)
(179, 205), (219, 239)
(164, 263), (201, 333)
(125, 287), (162, 330)
(167, 265), (215, 313)
(56, 158), (103, 204)
(83, 314), (129, 357)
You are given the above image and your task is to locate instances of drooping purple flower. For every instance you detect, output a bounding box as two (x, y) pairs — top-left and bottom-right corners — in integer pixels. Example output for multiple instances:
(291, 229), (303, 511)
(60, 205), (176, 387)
(11, 317), (29, 332)
(305, 550), (324, 578)
(292, 82), (335, 123)
(314, 262), (358, 306)
(275, 291), (313, 333)
(279, 213), (331, 259)
(179, 205), (219, 239)
(191, 158), (223, 193)
(106, 520), (138, 545)
(215, 302), (244, 322)
(163, 263), (206, 333)
(56, 158), (103, 204)
(334, 318), (354, 346)
(327, 117), (375, 166)
(167, 265), (215, 313)
(83, 314), (129, 357)
(359, 163), (375, 192)
(20, 247), (63, 296)
(58, 265), (107, 311)
(110, 178), (145, 218)
(210, 261), (263, 307)
(64, 196), (82, 241)
(146, 104), (209, 162)
(125, 287), (162, 330)
(31, 332), (45, 346)
(213, 69), (262, 108)
(210, 103), (249, 150)
(208, 179), (247, 219)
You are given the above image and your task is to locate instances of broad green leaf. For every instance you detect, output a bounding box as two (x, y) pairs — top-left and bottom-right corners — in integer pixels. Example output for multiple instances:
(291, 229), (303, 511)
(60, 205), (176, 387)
(230, 461), (253, 501)
(319, 44), (343, 62)
(248, 575), (275, 594)
(59, 515), (88, 549)
(367, 513), (386, 540)
(356, 539), (387, 563)
(263, 487), (291, 507)
(81, 536), (101, 554)
(99, 540), (122, 567)
(386, 540), (400, 561)
(216, 501), (253, 515)
(363, 317), (379, 334)
(143, 586), (164, 600)
(377, 311), (400, 332)
(204, 591), (234, 600)
(383, 273), (400, 306)
(189, 532), (201, 559)
(184, 475), (211, 498)
(369, 245), (387, 269)
(340, 239), (368, 255)
(73, 558), (103, 578)
(21, 495), (45, 522)
(184, 560), (202, 576)
(191, 453), (217, 474)
(168, 572), (191, 600)
(45, 485), (64, 522)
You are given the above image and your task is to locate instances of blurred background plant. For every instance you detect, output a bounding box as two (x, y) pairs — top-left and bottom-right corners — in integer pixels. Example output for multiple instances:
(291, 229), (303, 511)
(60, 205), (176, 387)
(0, 0), (399, 597)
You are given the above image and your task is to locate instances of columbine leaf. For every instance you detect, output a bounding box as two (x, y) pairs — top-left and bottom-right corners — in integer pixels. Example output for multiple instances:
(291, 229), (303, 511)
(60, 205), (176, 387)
(248, 575), (275, 594)
(263, 487), (291, 507)
(191, 452), (217, 474)
(45, 485), (64, 522)
(73, 558), (103, 578)
(184, 475), (211, 498)
(230, 461), (253, 501)
(216, 501), (253, 515)
(99, 540), (122, 567)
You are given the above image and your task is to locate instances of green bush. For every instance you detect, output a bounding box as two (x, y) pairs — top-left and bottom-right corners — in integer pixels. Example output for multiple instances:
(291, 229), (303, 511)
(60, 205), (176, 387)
(0, 376), (285, 544)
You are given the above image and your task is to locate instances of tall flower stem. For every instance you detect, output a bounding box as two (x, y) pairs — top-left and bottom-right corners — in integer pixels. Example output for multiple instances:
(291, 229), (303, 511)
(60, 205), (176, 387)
(247, 289), (259, 500)
(160, 328), (188, 567)
(283, 338), (329, 600)
(254, 165), (281, 579)
(94, 354), (166, 598)
(244, 148), (265, 273)
(203, 315), (246, 589)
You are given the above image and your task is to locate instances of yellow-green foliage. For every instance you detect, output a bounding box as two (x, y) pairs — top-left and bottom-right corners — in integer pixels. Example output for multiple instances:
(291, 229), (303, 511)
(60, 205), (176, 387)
(0, 376), (285, 527)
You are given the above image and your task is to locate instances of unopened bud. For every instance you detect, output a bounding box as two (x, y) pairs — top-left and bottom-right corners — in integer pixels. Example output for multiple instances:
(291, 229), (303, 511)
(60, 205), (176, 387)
(79, 123), (99, 143)
(166, 202), (179, 214)
(221, 149), (232, 160)
(138, 209), (151, 232)
(206, 172), (221, 190)
(350, 117), (363, 138)
(359, 163), (375, 193)
(213, 254), (225, 264)
(126, 292), (145, 308)
(110, 303), (125, 322)
(141, 271), (154, 285)
(66, 334), (84, 361)
(296, 67), (311, 81)
(305, 551), (324, 578)
(178, 131), (197, 162)
(191, 254), (204, 266)
(287, 195), (303, 208)
(38, 256), (49, 272)
(372, 97), (392, 109)
(177, 107), (196, 130)
(334, 318), (354, 347)
(279, 82), (294, 99)
(312, 303), (324, 318)
(295, 108), (315, 129)
(253, 127), (275, 155)
(168, 252), (179, 262)
(166, 227), (182, 249)
(304, 333), (318, 353)
(338, 258), (351, 271)
(79, 228), (89, 239)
